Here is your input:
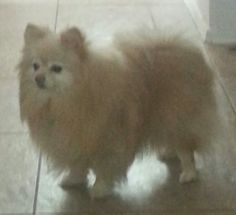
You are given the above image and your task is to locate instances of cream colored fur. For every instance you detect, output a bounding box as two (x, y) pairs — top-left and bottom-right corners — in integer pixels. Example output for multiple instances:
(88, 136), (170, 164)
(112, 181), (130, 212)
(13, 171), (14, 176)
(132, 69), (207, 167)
(18, 24), (216, 198)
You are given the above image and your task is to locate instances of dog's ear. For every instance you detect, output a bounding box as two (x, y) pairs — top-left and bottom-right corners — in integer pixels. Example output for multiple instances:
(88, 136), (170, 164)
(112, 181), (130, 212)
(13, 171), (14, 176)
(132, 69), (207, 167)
(60, 27), (86, 59)
(24, 23), (48, 44)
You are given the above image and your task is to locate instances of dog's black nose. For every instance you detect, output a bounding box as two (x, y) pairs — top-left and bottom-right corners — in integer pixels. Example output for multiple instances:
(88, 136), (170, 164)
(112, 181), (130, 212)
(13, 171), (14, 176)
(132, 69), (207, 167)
(35, 75), (46, 89)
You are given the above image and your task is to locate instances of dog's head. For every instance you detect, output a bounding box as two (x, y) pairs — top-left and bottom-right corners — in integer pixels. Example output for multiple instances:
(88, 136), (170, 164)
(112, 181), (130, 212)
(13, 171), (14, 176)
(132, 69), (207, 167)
(19, 24), (87, 95)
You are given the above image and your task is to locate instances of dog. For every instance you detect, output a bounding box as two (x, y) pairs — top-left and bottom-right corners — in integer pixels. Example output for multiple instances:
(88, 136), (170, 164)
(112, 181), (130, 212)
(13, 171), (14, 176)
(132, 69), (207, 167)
(18, 23), (216, 198)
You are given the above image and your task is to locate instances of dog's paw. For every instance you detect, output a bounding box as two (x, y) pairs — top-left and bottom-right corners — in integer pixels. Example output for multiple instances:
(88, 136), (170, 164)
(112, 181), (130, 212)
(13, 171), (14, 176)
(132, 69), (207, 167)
(59, 174), (86, 189)
(179, 170), (197, 184)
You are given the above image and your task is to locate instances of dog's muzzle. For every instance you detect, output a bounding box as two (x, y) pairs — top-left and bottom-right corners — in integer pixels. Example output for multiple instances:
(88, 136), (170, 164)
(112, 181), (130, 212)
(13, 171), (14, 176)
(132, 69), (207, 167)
(35, 75), (46, 89)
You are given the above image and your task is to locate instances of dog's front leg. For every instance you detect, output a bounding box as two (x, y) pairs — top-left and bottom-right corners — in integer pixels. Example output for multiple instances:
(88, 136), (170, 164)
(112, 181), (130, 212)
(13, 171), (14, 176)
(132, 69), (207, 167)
(60, 159), (89, 188)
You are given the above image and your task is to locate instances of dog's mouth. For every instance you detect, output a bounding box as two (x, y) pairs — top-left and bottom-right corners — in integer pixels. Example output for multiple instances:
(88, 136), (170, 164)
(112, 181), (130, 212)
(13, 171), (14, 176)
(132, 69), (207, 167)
(36, 82), (46, 89)
(35, 76), (46, 89)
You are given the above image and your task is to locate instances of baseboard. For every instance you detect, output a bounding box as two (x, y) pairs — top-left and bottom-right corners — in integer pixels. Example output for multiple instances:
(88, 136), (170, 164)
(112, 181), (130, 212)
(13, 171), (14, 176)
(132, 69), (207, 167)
(206, 30), (236, 45)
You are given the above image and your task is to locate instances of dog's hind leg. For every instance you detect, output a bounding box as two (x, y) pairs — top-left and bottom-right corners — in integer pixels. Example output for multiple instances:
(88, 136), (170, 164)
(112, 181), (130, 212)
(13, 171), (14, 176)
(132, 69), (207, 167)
(176, 139), (197, 183)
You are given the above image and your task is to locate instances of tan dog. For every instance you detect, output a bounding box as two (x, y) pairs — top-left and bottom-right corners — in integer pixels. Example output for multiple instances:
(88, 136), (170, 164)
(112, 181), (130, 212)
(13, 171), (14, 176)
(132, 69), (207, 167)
(18, 24), (216, 198)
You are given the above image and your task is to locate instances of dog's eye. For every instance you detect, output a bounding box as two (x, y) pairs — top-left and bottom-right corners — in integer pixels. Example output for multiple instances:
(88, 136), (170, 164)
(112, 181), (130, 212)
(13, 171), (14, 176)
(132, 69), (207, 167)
(33, 63), (40, 71)
(50, 65), (62, 73)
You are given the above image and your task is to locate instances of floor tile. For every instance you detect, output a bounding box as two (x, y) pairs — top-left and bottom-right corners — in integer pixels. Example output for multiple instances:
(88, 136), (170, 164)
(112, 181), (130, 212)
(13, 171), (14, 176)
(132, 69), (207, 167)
(36, 153), (169, 213)
(0, 78), (28, 133)
(150, 3), (199, 40)
(59, 0), (183, 6)
(0, 1), (58, 78)
(56, 4), (153, 42)
(206, 45), (236, 112)
(0, 0), (53, 3)
(0, 133), (38, 214)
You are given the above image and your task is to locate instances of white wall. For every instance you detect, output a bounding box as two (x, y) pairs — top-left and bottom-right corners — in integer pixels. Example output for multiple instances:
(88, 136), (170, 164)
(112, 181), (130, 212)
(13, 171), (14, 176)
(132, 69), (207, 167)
(185, 0), (236, 44)
(207, 0), (236, 44)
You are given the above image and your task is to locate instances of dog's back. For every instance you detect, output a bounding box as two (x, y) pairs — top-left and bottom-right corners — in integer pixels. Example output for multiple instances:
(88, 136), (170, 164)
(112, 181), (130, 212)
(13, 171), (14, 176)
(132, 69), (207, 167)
(117, 37), (214, 137)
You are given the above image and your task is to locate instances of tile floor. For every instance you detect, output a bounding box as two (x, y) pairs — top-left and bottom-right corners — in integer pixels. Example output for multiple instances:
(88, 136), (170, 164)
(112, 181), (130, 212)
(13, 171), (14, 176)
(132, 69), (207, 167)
(0, 0), (236, 214)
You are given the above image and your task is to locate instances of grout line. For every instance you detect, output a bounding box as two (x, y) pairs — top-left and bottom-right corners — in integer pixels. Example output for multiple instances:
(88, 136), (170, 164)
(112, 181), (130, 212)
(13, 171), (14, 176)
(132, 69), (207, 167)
(32, 153), (42, 215)
(203, 47), (236, 115)
(184, 0), (203, 39)
(205, 49), (236, 115)
(146, 6), (158, 30)
(54, 0), (60, 32)
(215, 73), (236, 115)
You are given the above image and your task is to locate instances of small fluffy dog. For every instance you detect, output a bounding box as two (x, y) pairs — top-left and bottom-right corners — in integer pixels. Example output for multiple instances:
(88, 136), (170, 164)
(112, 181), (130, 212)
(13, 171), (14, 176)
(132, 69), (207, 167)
(18, 24), (216, 198)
